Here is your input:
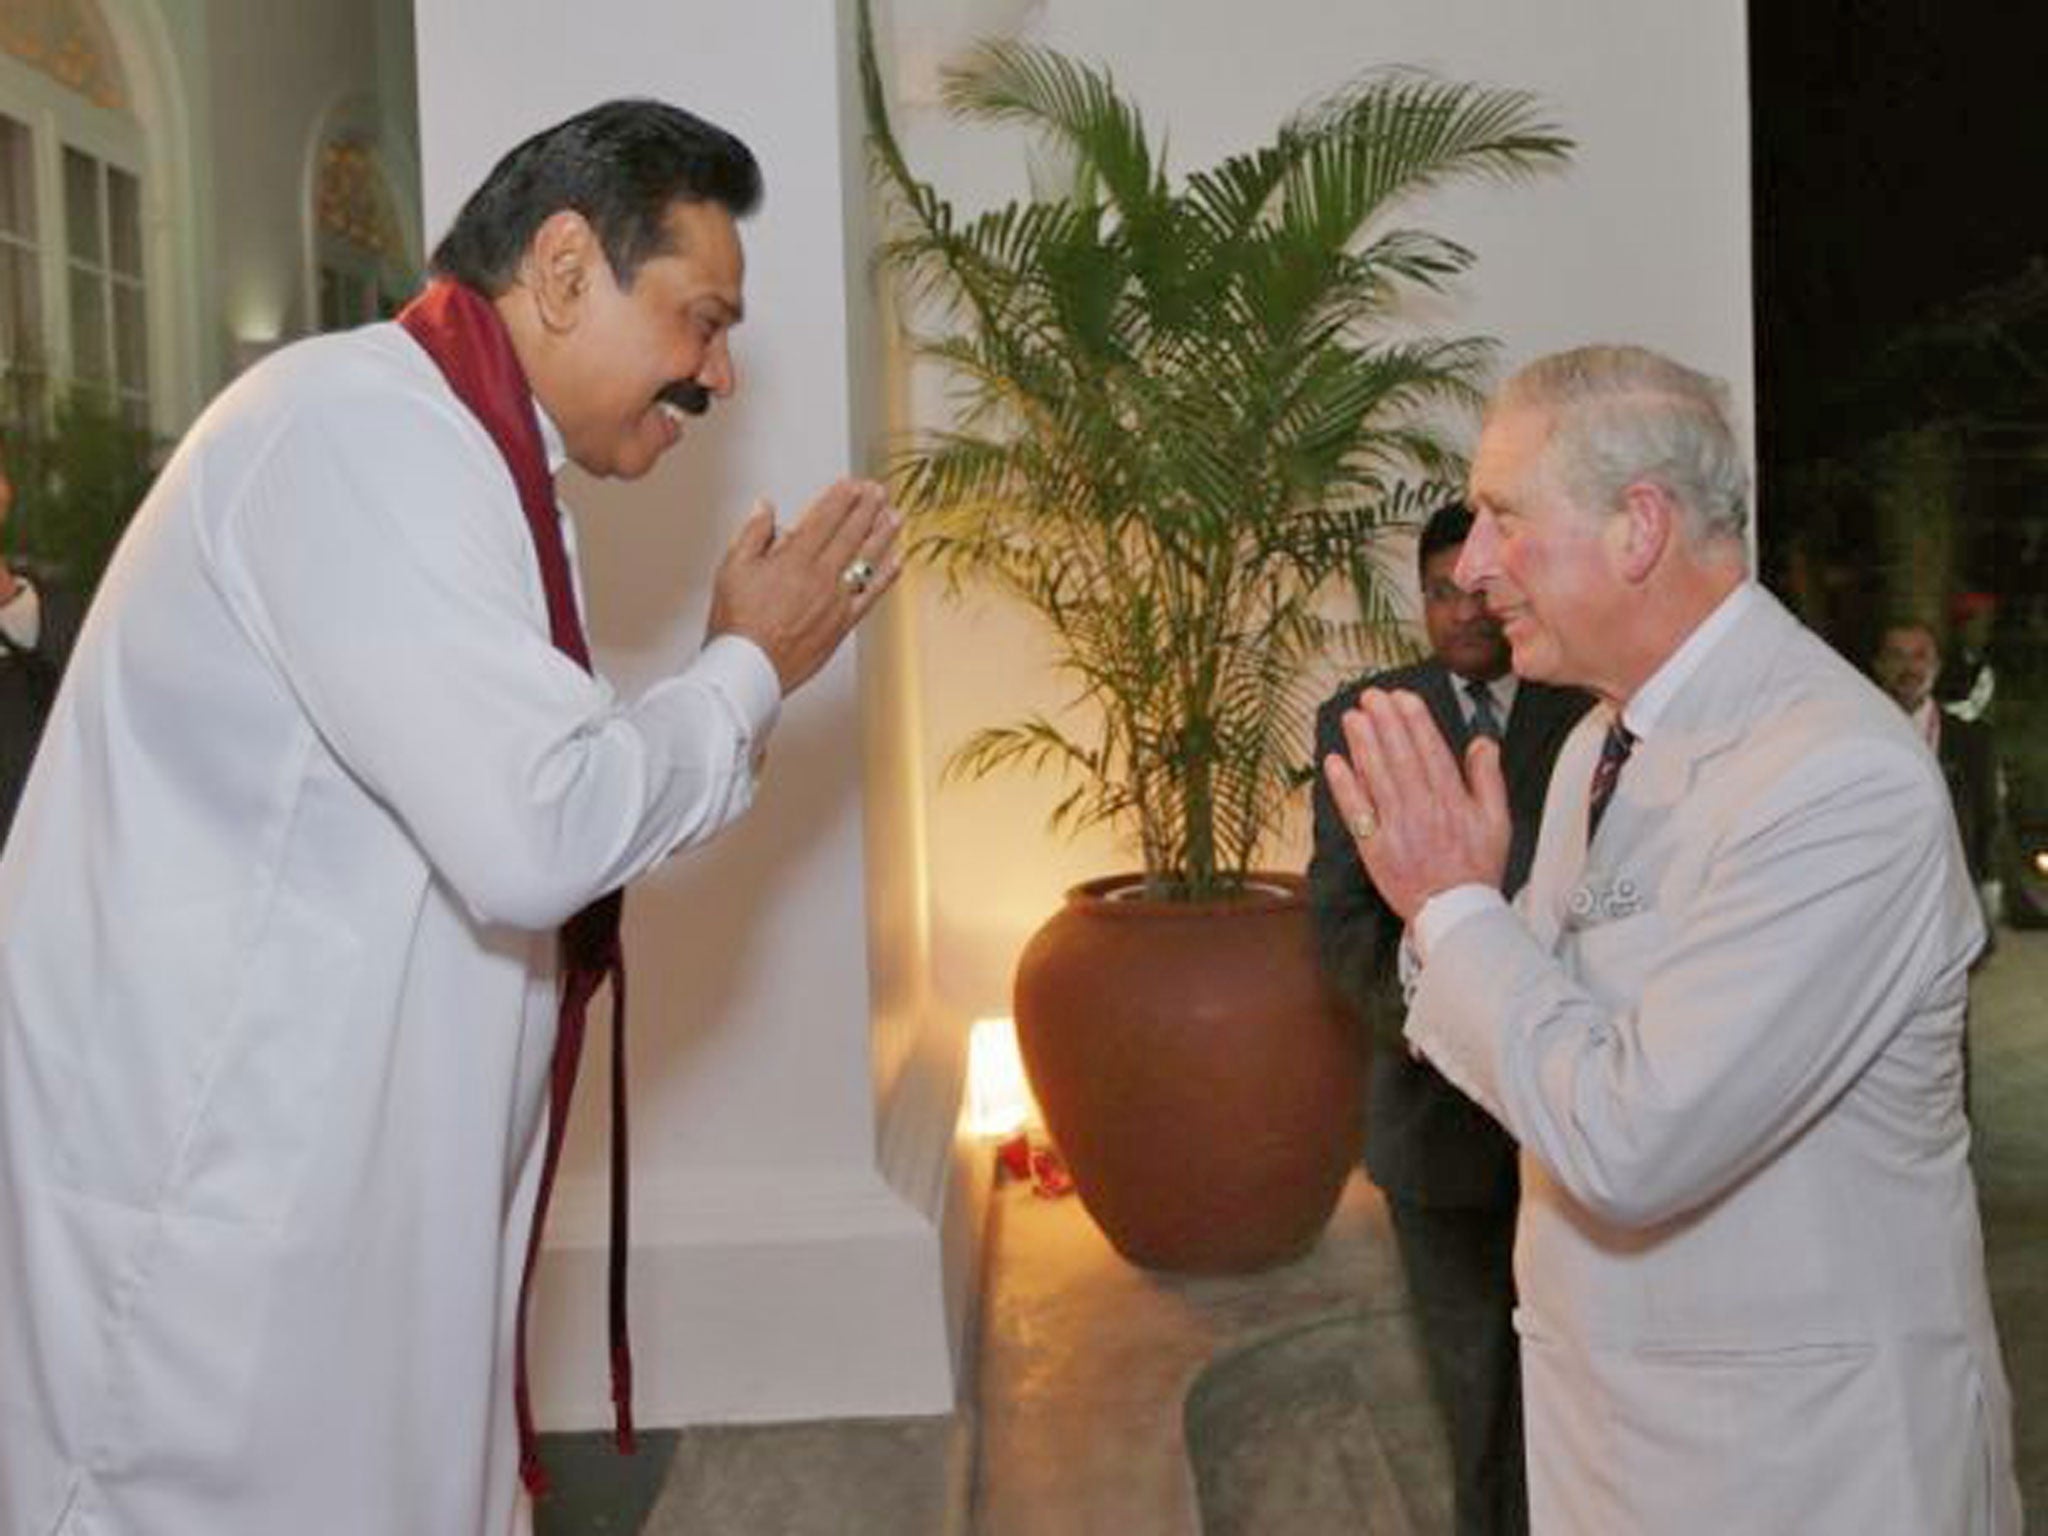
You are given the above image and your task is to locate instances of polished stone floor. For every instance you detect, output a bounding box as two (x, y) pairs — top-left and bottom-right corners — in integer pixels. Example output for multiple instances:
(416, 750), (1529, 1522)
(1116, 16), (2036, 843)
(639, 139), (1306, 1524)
(971, 1172), (1422, 1536)
(539, 927), (2048, 1534)
(1969, 925), (2048, 1515)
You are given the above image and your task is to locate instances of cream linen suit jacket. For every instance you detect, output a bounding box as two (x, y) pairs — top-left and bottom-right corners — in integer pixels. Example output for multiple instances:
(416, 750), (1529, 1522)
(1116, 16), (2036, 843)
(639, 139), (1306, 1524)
(1407, 588), (2020, 1534)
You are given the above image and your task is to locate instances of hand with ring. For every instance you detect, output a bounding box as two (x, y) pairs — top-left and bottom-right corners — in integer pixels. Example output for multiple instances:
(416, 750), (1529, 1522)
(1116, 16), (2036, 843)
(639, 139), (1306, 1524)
(1322, 686), (1512, 921)
(706, 477), (904, 695)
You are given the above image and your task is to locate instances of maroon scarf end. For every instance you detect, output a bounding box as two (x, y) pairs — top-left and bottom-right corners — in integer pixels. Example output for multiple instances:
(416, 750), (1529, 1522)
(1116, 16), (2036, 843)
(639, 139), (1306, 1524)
(611, 1341), (638, 1453)
(402, 276), (635, 1512)
(520, 1448), (553, 1500)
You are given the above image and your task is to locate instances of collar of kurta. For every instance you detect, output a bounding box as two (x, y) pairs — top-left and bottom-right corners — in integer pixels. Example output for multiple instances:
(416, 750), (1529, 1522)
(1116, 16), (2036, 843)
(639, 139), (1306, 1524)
(397, 276), (637, 1497)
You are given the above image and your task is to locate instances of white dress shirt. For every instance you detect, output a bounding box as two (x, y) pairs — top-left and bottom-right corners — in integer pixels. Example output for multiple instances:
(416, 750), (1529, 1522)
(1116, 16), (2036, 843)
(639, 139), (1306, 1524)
(1454, 670), (1518, 736)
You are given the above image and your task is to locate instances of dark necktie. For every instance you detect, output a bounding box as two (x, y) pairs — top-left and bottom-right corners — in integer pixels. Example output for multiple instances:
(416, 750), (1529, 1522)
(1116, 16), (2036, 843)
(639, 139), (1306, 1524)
(1465, 677), (1503, 741)
(398, 279), (635, 1497)
(1586, 717), (1637, 842)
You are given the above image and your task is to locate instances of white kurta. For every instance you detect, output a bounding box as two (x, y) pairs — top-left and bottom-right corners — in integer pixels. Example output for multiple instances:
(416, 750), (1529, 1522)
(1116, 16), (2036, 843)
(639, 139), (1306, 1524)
(0, 324), (781, 1535)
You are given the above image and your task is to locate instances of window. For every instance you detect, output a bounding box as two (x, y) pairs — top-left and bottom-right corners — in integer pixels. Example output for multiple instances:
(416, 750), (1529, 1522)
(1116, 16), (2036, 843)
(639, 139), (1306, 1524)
(313, 136), (414, 331)
(0, 0), (151, 426)
(0, 111), (41, 406)
(62, 143), (144, 423)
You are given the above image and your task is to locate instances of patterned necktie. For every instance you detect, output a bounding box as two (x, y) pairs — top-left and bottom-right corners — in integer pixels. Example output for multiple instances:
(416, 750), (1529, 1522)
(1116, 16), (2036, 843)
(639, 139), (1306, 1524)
(1465, 677), (1503, 741)
(1586, 717), (1638, 842)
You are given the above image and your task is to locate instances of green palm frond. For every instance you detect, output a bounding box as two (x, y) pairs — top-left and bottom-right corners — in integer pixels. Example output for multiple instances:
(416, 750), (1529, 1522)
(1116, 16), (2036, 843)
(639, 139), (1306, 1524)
(1282, 69), (1572, 247)
(858, 0), (1573, 897)
(940, 42), (1162, 218)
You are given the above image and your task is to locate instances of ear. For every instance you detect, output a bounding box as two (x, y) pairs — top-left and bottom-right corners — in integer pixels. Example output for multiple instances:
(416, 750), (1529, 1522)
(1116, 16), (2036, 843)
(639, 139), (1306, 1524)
(1610, 481), (1675, 584)
(521, 209), (600, 334)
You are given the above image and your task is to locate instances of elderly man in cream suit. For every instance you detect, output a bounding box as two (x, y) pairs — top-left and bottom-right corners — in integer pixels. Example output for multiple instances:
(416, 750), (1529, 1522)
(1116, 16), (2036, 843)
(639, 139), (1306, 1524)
(1324, 345), (2019, 1533)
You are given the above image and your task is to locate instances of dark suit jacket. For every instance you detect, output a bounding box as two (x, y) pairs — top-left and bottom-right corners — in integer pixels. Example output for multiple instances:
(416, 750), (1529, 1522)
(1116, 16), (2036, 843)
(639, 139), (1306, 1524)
(1, 573), (84, 846)
(1936, 712), (1997, 883)
(1308, 662), (1591, 1207)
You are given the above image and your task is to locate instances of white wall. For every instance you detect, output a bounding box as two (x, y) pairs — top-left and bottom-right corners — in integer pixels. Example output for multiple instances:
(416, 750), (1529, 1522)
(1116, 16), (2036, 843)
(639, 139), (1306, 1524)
(881, 0), (1755, 1026)
(414, 0), (978, 1429)
(202, 0), (415, 384)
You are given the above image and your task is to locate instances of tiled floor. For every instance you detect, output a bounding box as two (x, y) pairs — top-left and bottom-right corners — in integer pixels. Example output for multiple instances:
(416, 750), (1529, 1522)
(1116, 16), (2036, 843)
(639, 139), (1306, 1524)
(544, 928), (2048, 1534)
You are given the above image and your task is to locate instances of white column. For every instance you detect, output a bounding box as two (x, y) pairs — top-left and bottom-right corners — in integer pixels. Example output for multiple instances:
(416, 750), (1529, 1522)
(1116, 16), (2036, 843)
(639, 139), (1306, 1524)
(412, 0), (981, 1428)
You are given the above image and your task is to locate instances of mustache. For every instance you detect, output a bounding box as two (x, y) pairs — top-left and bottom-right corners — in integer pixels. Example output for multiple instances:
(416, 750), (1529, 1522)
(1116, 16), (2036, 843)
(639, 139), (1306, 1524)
(657, 380), (712, 416)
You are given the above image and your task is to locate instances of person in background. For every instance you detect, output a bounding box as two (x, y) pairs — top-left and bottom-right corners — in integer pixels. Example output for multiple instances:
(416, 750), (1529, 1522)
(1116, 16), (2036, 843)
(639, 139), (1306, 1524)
(1937, 590), (1997, 723)
(0, 442), (83, 845)
(1308, 499), (1588, 1536)
(1873, 618), (2001, 926)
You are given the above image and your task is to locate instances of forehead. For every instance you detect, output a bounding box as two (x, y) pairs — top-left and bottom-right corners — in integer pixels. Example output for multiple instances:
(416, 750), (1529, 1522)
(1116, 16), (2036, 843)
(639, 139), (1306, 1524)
(1880, 626), (1937, 654)
(631, 199), (745, 313)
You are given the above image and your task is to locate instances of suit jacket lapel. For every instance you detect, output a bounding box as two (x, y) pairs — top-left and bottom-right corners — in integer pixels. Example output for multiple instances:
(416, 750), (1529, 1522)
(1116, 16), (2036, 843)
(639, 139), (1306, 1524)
(1518, 589), (1799, 952)
(1521, 709), (1605, 952)
(1415, 661), (1468, 754)
(1619, 589), (1794, 823)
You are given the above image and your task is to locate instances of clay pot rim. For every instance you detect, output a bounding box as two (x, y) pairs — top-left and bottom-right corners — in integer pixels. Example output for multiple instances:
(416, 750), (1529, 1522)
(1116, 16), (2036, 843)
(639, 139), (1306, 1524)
(1066, 870), (1307, 916)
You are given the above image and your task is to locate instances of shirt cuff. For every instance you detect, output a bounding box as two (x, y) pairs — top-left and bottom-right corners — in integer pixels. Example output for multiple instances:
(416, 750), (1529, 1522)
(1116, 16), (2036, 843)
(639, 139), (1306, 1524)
(1412, 883), (1507, 963)
(0, 576), (42, 650)
(694, 632), (782, 746)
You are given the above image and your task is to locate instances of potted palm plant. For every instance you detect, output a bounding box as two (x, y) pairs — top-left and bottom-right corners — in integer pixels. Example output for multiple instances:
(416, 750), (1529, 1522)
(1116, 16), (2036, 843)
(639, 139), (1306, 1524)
(860, 8), (1570, 1270)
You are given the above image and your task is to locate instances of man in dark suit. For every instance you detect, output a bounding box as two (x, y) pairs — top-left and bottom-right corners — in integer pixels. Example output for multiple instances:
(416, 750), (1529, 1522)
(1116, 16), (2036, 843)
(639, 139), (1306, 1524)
(1872, 619), (2000, 893)
(1873, 617), (2002, 1106)
(1308, 501), (1589, 1536)
(0, 447), (82, 847)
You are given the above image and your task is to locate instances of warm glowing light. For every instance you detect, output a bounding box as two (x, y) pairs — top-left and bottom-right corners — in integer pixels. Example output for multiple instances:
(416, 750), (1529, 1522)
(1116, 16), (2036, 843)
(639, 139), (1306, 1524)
(965, 1016), (1039, 1137)
(2033, 850), (2048, 879)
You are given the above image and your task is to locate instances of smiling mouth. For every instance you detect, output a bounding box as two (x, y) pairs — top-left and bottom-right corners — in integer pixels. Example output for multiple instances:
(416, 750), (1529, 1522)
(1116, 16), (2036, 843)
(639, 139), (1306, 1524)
(656, 381), (710, 423)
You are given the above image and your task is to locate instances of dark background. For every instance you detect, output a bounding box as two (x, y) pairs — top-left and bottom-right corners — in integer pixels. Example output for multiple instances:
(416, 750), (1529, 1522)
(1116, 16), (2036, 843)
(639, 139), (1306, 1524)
(1749, 0), (2048, 812)
(1750, 0), (2048, 474)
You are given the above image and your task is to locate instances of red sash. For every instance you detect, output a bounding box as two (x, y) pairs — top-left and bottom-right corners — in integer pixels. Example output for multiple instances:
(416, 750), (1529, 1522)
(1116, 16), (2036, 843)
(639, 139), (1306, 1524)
(397, 279), (636, 1497)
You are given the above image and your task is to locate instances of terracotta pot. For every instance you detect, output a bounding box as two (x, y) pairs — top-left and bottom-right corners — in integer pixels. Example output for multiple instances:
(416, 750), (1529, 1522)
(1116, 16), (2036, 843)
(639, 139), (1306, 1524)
(1013, 872), (1368, 1273)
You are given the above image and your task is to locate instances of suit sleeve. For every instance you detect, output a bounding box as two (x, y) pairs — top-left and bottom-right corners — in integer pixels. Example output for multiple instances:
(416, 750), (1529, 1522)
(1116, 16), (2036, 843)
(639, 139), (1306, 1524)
(1957, 719), (2000, 880)
(1406, 733), (1981, 1229)
(1307, 685), (1405, 1046)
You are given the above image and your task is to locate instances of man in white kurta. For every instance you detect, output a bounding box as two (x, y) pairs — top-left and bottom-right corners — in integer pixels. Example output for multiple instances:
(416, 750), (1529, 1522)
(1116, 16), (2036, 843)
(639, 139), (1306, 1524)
(0, 100), (898, 1535)
(1325, 345), (2020, 1533)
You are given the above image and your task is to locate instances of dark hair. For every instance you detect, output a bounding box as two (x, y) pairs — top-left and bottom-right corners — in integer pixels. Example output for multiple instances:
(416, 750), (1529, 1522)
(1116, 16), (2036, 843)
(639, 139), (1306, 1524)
(430, 98), (762, 294)
(1875, 617), (1938, 650)
(1417, 500), (1475, 580)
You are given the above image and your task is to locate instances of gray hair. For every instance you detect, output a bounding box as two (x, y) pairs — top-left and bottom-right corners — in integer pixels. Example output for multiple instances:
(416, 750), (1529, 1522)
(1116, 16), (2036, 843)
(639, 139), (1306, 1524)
(1492, 345), (1750, 550)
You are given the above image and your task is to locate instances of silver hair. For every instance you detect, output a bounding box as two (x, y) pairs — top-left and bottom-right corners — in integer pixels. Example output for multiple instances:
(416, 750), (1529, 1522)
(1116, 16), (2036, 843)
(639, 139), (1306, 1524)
(1492, 345), (1751, 550)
